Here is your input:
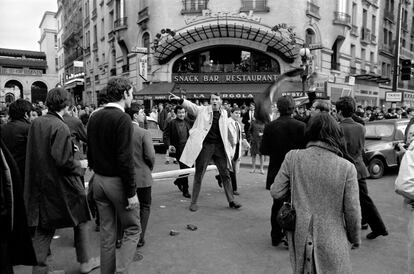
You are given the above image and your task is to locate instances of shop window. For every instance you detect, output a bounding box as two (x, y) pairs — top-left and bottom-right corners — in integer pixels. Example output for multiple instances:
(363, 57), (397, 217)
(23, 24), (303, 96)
(172, 46), (280, 74)
(181, 0), (208, 14)
(240, 0), (269, 12)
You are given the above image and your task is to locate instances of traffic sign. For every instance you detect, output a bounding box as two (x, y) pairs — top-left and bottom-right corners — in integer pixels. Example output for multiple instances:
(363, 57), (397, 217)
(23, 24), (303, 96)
(131, 46), (148, 54)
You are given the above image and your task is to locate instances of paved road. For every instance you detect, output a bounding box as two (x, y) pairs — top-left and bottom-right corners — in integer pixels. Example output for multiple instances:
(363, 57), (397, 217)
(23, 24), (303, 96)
(14, 155), (408, 274)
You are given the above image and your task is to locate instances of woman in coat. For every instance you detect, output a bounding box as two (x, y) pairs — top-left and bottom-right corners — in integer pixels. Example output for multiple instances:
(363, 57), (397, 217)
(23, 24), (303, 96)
(271, 113), (361, 274)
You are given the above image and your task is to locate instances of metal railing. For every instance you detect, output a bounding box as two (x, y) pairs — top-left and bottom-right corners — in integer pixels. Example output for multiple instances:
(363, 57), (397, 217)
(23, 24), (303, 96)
(333, 12), (351, 27)
(379, 44), (393, 54)
(306, 1), (320, 19)
(181, 0), (209, 13)
(371, 33), (376, 43)
(93, 42), (98, 51)
(114, 17), (128, 30)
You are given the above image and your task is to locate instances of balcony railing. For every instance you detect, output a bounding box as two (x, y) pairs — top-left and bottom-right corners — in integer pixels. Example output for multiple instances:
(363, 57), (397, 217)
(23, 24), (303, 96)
(384, 10), (394, 22)
(306, 1), (320, 19)
(138, 6), (149, 25)
(93, 42), (98, 51)
(360, 27), (371, 44)
(181, 0), (209, 14)
(351, 25), (359, 36)
(371, 33), (377, 44)
(333, 12), (351, 28)
(240, 0), (269, 12)
(379, 44), (393, 54)
(110, 68), (117, 76)
(114, 17), (128, 30)
(92, 8), (97, 20)
(62, 22), (81, 43)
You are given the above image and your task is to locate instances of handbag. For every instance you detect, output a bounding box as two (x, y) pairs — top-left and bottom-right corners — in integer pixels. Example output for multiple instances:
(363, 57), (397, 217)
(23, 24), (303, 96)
(395, 149), (414, 200)
(276, 150), (298, 231)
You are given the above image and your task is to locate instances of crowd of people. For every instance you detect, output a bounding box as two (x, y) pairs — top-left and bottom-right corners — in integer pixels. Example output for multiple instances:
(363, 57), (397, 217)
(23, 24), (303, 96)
(1, 75), (414, 273)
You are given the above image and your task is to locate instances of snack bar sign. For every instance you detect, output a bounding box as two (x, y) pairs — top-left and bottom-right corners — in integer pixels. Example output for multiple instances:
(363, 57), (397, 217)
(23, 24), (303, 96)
(172, 73), (279, 84)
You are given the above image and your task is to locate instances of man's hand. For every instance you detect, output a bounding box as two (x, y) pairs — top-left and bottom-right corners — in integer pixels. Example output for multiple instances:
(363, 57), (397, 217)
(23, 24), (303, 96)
(168, 93), (183, 104)
(126, 194), (139, 210)
(79, 159), (88, 169)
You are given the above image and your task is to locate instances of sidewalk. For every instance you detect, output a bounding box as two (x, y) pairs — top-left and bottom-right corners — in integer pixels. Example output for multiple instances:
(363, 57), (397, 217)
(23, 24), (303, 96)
(239, 154), (269, 169)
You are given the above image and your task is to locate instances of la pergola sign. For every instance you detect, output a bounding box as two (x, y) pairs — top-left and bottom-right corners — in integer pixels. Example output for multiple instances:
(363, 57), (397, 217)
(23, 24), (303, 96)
(172, 73), (279, 84)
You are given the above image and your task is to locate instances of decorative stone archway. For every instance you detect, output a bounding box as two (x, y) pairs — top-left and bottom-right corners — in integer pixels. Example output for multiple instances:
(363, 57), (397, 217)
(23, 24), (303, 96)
(4, 79), (24, 99)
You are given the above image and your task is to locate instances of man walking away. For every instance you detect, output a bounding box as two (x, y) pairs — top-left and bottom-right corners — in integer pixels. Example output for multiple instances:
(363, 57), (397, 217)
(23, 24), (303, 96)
(336, 96), (388, 240)
(25, 88), (99, 274)
(87, 77), (140, 274)
(163, 105), (192, 198)
(260, 96), (306, 246)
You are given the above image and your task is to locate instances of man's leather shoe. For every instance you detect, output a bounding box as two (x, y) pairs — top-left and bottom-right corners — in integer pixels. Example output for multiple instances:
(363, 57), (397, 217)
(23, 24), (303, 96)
(366, 230), (388, 240)
(215, 175), (222, 188)
(137, 238), (145, 248)
(80, 257), (100, 273)
(183, 192), (191, 198)
(229, 201), (242, 209)
(233, 191), (240, 195)
(189, 203), (199, 212)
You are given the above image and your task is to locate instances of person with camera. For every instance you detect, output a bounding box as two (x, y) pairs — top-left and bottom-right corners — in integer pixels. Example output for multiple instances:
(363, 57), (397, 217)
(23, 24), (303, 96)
(163, 105), (192, 198)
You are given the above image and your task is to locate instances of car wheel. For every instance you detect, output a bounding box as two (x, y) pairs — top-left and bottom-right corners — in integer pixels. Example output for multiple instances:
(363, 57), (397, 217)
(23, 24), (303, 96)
(368, 158), (385, 179)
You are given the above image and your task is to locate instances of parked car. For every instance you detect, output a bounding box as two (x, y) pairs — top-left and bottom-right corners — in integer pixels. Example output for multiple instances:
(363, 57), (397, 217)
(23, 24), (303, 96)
(364, 119), (409, 179)
(146, 117), (164, 147)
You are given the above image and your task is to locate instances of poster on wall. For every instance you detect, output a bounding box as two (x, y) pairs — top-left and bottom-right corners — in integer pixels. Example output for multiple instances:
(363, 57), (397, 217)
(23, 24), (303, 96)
(385, 92), (402, 102)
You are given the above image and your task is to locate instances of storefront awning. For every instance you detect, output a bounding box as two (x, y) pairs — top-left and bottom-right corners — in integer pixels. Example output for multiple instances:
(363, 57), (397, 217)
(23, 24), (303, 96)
(64, 78), (84, 90)
(134, 82), (176, 100)
(355, 73), (391, 83)
(154, 20), (297, 64)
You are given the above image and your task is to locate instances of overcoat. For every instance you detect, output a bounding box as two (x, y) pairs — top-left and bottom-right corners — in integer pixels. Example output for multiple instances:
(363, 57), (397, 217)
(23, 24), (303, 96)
(24, 112), (91, 229)
(271, 142), (361, 274)
(179, 99), (234, 168)
(132, 122), (155, 188)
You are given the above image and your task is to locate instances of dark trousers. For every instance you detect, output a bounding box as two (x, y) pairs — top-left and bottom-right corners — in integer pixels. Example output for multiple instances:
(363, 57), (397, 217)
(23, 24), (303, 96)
(31, 223), (91, 274)
(270, 198), (285, 242)
(93, 174), (140, 274)
(192, 142), (235, 205)
(358, 178), (387, 233)
(137, 187), (152, 241)
(216, 170), (238, 191)
(173, 161), (189, 193)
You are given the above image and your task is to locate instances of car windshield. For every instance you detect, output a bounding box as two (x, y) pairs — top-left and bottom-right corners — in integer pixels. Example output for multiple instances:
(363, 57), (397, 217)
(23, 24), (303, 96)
(365, 124), (395, 138)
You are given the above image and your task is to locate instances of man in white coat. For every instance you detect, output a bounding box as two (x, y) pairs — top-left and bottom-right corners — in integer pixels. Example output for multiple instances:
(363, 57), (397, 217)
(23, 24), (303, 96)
(170, 92), (242, 211)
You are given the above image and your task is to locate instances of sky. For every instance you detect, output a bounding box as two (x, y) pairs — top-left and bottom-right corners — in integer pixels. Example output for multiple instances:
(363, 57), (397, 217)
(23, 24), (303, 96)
(0, 0), (58, 51)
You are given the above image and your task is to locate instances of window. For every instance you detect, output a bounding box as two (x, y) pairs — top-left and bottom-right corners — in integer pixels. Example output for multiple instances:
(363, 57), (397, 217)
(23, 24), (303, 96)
(383, 28), (388, 44)
(361, 48), (366, 61)
(115, 0), (125, 19)
(182, 0), (208, 13)
(85, 1), (89, 16)
(350, 44), (356, 58)
(305, 29), (315, 46)
(352, 2), (357, 25)
(54, 35), (57, 47)
(362, 9), (367, 27)
(55, 57), (58, 72)
(372, 15), (376, 34)
(382, 62), (386, 75)
(241, 0), (269, 12)
(101, 18), (105, 39)
(142, 32), (150, 50)
(388, 31), (393, 46)
(370, 52), (374, 64)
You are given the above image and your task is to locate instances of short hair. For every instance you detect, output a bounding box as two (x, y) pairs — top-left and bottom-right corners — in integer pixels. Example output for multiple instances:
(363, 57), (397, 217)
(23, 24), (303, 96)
(335, 96), (356, 118)
(174, 105), (185, 114)
(313, 100), (331, 112)
(210, 92), (221, 99)
(106, 77), (132, 102)
(8, 99), (33, 120)
(46, 88), (70, 112)
(407, 107), (414, 114)
(231, 107), (241, 113)
(277, 95), (294, 116)
(33, 107), (42, 117)
(126, 102), (141, 120)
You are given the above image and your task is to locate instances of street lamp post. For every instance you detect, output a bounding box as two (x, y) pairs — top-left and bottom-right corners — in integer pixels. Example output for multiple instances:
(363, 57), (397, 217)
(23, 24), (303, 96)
(299, 47), (312, 94)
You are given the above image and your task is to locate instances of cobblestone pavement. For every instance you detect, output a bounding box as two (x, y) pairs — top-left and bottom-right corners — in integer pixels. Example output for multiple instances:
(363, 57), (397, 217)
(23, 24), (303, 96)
(14, 155), (406, 274)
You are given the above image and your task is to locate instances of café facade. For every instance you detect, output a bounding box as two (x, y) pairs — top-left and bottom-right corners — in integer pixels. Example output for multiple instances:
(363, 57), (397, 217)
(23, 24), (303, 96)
(134, 10), (321, 107)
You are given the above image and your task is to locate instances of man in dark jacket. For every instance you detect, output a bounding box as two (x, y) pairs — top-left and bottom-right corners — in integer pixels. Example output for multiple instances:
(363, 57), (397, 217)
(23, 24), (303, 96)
(1, 99), (32, 181)
(336, 96), (388, 240)
(163, 105), (192, 198)
(260, 96), (306, 246)
(25, 88), (99, 273)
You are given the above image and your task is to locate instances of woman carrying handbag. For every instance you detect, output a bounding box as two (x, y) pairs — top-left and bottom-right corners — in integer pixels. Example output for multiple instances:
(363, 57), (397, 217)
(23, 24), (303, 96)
(270, 113), (361, 274)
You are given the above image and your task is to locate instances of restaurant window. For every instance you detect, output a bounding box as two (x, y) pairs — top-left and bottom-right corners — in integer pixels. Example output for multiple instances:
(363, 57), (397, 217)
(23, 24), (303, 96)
(172, 47), (280, 74)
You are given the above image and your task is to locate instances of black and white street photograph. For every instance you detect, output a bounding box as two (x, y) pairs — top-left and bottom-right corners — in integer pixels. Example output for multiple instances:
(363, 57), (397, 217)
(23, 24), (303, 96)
(1, 0), (414, 273)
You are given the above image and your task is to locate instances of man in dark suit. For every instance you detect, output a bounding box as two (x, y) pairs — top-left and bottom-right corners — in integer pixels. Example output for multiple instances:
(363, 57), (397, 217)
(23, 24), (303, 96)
(241, 102), (255, 141)
(163, 105), (192, 198)
(260, 96), (306, 246)
(1, 99), (33, 181)
(336, 96), (388, 240)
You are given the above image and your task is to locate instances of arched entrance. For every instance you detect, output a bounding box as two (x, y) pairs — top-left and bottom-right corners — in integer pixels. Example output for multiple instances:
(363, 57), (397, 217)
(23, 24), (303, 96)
(4, 80), (23, 100)
(31, 81), (48, 103)
(5, 93), (15, 103)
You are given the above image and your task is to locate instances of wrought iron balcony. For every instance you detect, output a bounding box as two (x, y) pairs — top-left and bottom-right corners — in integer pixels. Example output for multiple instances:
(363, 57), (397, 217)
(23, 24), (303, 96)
(379, 44), (393, 55)
(384, 10), (394, 22)
(351, 25), (359, 37)
(306, 1), (320, 20)
(333, 12), (351, 28)
(93, 42), (98, 52)
(240, 0), (269, 12)
(108, 31), (115, 42)
(360, 27), (371, 45)
(181, 0), (209, 14)
(84, 46), (91, 55)
(114, 17), (128, 31)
